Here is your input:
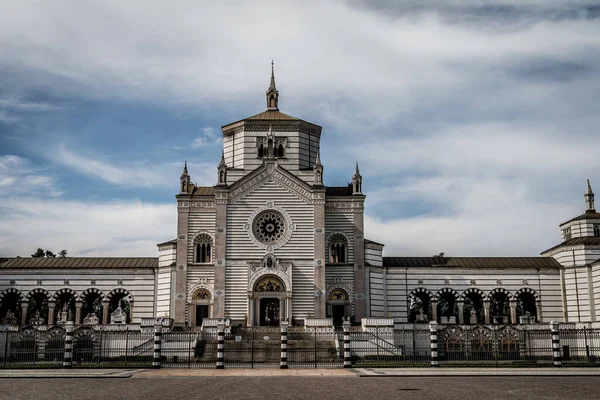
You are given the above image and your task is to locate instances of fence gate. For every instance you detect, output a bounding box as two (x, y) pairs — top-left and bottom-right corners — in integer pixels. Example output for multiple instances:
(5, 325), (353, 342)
(225, 327), (280, 368)
(287, 328), (342, 368)
(162, 331), (217, 368)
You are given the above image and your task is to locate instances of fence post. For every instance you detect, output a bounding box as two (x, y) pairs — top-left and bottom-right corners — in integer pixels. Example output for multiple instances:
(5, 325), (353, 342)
(551, 321), (562, 367)
(216, 321), (225, 369)
(429, 321), (439, 367)
(280, 321), (288, 369)
(343, 320), (352, 368)
(153, 321), (162, 369)
(63, 323), (74, 368)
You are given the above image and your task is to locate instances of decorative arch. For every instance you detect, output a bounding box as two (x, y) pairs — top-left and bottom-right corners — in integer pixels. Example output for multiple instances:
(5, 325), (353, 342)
(78, 288), (106, 302)
(489, 288), (513, 301)
(329, 288), (349, 300)
(462, 288), (488, 301)
(515, 287), (540, 301)
(188, 284), (214, 303)
(25, 288), (50, 302)
(326, 283), (352, 301)
(51, 288), (78, 302)
(409, 287), (434, 300)
(0, 288), (22, 304)
(248, 269), (291, 294)
(191, 288), (211, 300)
(327, 231), (350, 264)
(107, 288), (133, 303)
(255, 276), (285, 292)
(435, 288), (460, 301)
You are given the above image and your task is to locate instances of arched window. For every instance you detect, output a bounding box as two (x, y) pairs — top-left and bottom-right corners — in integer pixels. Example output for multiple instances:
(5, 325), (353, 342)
(328, 234), (348, 264)
(194, 234), (213, 264)
(258, 143), (264, 158)
(594, 224), (600, 237)
(267, 138), (274, 157)
(277, 143), (284, 158)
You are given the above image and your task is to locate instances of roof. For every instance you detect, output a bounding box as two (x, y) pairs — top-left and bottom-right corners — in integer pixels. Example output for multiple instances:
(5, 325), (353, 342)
(0, 258), (158, 269)
(365, 239), (385, 247)
(157, 239), (177, 247)
(221, 109), (322, 135)
(190, 186), (215, 196)
(540, 236), (600, 255)
(560, 211), (600, 227)
(383, 257), (561, 269)
(244, 110), (300, 121)
(326, 186), (353, 196)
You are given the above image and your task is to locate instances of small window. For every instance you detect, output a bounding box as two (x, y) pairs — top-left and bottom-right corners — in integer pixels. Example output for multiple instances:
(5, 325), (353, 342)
(563, 228), (572, 241)
(594, 224), (600, 237)
(277, 143), (284, 158)
(194, 234), (213, 263)
(258, 144), (264, 158)
(328, 234), (348, 264)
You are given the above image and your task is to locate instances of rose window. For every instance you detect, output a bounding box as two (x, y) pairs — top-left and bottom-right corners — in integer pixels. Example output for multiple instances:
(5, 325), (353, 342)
(253, 211), (285, 244)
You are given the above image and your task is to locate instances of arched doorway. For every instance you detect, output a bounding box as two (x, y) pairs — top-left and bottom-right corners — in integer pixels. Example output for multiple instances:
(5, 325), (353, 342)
(490, 290), (510, 324)
(0, 289), (22, 325)
(436, 290), (459, 324)
(516, 290), (537, 323)
(327, 288), (350, 327)
(190, 288), (212, 328)
(252, 276), (287, 326)
(26, 289), (50, 325)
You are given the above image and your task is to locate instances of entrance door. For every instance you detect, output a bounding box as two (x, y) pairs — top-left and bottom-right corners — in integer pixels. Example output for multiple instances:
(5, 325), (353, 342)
(195, 305), (209, 327)
(332, 304), (345, 327)
(259, 298), (280, 326)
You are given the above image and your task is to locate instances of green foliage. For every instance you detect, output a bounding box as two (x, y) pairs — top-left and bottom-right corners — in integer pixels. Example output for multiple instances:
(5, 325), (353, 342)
(58, 249), (68, 257)
(45, 250), (55, 258)
(31, 248), (45, 258)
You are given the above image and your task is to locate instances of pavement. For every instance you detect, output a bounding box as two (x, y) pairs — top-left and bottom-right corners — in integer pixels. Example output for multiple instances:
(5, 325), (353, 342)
(2, 367), (600, 378)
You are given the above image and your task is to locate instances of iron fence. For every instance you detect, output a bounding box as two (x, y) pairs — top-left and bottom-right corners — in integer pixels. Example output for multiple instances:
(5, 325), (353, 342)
(351, 326), (431, 367)
(2, 324), (600, 369)
(161, 331), (218, 368)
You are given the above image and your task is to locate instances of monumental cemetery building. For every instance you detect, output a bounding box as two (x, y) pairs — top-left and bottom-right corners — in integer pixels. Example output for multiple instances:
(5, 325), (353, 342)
(1, 67), (600, 330)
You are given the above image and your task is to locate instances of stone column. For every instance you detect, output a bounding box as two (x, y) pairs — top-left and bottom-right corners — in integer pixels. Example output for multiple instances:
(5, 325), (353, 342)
(175, 200), (190, 327)
(20, 301), (29, 326)
(216, 321), (225, 369)
(431, 300), (438, 323)
(47, 301), (56, 326)
(343, 320), (352, 368)
(287, 294), (292, 323)
(429, 321), (439, 367)
(551, 321), (562, 367)
(457, 300), (464, 325)
(536, 300), (543, 323)
(352, 198), (366, 321)
(509, 299), (517, 324)
(313, 188), (326, 319)
(63, 323), (74, 368)
(153, 322), (162, 369)
(483, 300), (491, 324)
(213, 189), (228, 319)
(102, 300), (110, 325)
(128, 300), (134, 324)
(247, 295), (254, 326)
(75, 300), (83, 325)
(280, 321), (289, 369)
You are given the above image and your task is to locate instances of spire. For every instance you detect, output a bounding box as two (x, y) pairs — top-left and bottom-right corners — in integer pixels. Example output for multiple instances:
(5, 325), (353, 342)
(266, 60), (279, 111)
(352, 161), (362, 195)
(585, 179), (595, 212)
(354, 161), (360, 178)
(217, 151), (227, 186)
(180, 161), (190, 194)
(269, 60), (276, 91)
(315, 150), (322, 167)
(182, 161), (188, 176)
(219, 151), (225, 167)
(313, 150), (323, 186)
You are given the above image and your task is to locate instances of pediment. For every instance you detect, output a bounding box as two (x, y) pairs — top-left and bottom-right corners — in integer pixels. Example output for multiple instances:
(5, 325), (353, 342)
(228, 162), (317, 203)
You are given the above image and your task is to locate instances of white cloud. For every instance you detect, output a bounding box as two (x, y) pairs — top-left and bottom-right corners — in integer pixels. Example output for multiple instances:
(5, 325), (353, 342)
(55, 145), (215, 188)
(0, 198), (175, 257)
(0, 155), (62, 197)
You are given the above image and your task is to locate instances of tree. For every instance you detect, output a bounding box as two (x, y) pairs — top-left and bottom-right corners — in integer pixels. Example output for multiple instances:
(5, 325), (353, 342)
(31, 248), (45, 258)
(58, 250), (68, 258)
(45, 250), (55, 258)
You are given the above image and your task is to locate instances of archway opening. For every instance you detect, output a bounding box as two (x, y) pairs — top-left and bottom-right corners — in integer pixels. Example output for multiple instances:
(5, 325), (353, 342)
(27, 292), (49, 325)
(55, 292), (76, 323)
(254, 276), (285, 326)
(437, 292), (458, 323)
(260, 298), (280, 326)
(109, 294), (130, 324)
(463, 292), (484, 325)
(191, 289), (211, 327)
(409, 292), (431, 323)
(517, 292), (537, 323)
(327, 289), (349, 327)
(0, 291), (21, 325)
(490, 292), (509, 324)
(82, 292), (103, 323)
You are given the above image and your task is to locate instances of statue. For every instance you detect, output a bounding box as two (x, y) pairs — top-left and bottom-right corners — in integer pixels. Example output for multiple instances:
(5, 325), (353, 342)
(469, 308), (477, 324)
(83, 312), (99, 325)
(2, 309), (17, 325)
(29, 310), (44, 325)
(67, 308), (73, 322)
(59, 303), (69, 323)
(110, 305), (126, 324)
(418, 308), (427, 322)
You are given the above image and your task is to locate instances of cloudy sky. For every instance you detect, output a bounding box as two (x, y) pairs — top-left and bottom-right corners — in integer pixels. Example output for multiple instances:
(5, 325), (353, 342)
(1, 0), (599, 257)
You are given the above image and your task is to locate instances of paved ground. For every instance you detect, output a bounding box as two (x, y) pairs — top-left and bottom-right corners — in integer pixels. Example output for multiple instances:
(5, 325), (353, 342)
(1, 375), (599, 400)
